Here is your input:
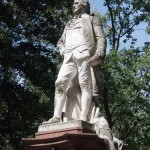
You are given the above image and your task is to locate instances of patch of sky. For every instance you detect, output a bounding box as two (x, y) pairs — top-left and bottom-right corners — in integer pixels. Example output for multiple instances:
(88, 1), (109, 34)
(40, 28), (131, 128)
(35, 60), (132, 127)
(89, 0), (150, 51)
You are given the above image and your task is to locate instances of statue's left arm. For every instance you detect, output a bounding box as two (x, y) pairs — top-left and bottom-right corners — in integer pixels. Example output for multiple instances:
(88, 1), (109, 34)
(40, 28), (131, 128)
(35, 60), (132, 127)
(90, 15), (106, 66)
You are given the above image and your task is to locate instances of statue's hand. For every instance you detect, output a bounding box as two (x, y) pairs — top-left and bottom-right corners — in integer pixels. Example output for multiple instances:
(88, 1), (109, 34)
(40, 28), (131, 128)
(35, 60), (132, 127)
(89, 53), (104, 67)
(59, 48), (65, 56)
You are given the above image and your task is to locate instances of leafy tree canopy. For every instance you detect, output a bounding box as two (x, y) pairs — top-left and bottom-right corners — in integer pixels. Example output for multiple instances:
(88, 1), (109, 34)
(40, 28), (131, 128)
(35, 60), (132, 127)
(0, 0), (149, 149)
(0, 0), (73, 149)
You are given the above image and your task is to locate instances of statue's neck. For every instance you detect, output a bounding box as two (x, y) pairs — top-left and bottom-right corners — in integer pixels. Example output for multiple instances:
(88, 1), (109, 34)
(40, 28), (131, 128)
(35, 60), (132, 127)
(74, 9), (87, 16)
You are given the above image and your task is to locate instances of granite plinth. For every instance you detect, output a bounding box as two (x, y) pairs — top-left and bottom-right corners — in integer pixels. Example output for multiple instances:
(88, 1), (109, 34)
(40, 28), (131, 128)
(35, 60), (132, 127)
(22, 120), (107, 150)
(38, 120), (95, 132)
(22, 120), (127, 150)
(36, 120), (95, 139)
(22, 132), (107, 150)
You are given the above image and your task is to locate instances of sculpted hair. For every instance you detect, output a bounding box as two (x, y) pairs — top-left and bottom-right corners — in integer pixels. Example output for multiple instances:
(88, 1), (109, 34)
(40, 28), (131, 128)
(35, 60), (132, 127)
(80, 0), (90, 14)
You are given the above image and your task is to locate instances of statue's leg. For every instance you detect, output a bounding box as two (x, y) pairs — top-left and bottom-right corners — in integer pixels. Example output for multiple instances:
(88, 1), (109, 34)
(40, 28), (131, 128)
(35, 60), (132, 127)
(76, 57), (92, 121)
(50, 58), (77, 123)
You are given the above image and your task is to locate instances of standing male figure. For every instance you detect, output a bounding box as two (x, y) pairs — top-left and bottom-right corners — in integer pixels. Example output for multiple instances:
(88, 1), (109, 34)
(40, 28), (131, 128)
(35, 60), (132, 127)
(46, 0), (106, 123)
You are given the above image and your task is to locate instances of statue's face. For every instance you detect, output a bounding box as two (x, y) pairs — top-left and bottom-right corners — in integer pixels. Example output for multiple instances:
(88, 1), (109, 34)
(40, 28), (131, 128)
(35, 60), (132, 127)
(73, 0), (84, 15)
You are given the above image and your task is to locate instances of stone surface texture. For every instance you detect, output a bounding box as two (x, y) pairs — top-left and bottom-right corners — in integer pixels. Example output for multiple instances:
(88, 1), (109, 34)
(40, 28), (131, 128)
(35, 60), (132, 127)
(39, 120), (95, 132)
(45, 0), (106, 124)
(22, 1), (126, 150)
(22, 120), (104, 150)
(22, 120), (127, 150)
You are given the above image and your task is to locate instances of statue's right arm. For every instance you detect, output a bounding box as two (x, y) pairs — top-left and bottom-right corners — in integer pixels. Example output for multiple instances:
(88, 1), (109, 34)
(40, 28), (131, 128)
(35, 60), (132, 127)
(57, 29), (66, 55)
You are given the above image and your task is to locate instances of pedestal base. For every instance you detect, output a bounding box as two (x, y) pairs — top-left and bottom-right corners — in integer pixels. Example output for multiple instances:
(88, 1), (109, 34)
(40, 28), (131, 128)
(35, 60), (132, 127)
(22, 120), (127, 150)
(23, 133), (107, 150)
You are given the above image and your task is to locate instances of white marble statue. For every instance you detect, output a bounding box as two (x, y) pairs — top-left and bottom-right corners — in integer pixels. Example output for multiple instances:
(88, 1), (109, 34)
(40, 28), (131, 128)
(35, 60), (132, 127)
(45, 0), (106, 123)
(43, 1), (124, 149)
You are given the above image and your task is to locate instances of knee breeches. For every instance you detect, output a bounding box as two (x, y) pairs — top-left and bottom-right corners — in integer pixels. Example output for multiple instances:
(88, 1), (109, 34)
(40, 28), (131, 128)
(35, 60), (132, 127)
(55, 55), (92, 93)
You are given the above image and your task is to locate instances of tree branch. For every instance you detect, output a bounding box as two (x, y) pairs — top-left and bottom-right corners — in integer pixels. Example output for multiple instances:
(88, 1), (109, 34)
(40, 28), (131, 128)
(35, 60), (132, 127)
(116, 3), (123, 51)
(123, 119), (139, 141)
(103, 87), (113, 129)
(105, 0), (116, 49)
(120, 23), (136, 38)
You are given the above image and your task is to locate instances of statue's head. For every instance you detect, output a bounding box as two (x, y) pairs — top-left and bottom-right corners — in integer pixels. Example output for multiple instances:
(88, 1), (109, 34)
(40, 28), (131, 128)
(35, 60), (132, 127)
(73, 0), (90, 15)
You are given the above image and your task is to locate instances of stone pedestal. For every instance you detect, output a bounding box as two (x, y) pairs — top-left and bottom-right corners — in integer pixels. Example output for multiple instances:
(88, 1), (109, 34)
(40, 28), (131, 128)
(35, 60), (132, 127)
(22, 120), (106, 150)
(22, 120), (126, 150)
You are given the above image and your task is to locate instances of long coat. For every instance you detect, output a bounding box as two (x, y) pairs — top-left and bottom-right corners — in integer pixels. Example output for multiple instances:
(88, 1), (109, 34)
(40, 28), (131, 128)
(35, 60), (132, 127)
(57, 13), (106, 121)
(57, 13), (106, 59)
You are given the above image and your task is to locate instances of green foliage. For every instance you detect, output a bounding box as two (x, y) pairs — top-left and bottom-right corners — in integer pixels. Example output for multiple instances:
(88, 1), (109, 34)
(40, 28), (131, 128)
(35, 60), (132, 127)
(103, 0), (150, 50)
(0, 0), (149, 149)
(0, 0), (73, 149)
(101, 48), (149, 139)
(99, 0), (150, 149)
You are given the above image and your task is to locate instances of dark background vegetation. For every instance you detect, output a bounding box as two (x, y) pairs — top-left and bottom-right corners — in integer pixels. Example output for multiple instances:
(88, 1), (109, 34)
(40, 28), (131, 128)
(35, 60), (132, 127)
(0, 0), (149, 149)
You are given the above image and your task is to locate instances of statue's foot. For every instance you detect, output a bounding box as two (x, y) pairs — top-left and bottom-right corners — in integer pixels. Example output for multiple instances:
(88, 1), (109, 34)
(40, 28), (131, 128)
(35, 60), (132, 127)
(80, 116), (87, 122)
(42, 116), (60, 124)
